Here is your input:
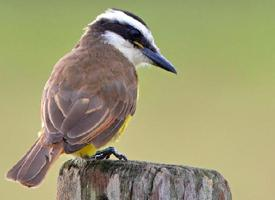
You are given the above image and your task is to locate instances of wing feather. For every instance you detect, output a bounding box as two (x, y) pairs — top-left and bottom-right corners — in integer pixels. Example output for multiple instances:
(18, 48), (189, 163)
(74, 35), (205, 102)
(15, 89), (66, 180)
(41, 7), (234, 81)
(47, 97), (64, 130)
(66, 107), (109, 139)
(60, 98), (90, 133)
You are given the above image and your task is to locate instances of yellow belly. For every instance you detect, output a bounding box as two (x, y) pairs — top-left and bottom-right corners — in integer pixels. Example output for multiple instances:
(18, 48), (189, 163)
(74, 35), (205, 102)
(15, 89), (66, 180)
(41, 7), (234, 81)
(74, 115), (132, 158)
(74, 144), (97, 157)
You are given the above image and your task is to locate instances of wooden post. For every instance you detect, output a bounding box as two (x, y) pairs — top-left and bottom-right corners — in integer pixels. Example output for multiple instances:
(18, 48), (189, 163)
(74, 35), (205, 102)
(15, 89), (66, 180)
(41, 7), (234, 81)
(57, 159), (231, 200)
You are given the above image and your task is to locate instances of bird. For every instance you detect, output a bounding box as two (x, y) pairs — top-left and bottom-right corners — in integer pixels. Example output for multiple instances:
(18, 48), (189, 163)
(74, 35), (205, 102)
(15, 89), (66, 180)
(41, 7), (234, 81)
(6, 8), (177, 188)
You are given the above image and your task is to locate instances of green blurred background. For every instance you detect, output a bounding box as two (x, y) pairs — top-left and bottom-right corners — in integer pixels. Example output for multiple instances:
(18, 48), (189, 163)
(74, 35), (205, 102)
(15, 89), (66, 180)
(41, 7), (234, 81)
(1, 0), (275, 199)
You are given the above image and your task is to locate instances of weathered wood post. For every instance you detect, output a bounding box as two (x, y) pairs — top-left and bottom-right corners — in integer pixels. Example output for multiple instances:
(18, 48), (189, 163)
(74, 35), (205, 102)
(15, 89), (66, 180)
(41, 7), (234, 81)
(57, 159), (231, 200)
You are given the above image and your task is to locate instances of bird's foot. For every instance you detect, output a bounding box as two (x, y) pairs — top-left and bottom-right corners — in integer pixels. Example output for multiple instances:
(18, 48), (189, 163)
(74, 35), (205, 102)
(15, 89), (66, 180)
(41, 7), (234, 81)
(91, 147), (128, 161)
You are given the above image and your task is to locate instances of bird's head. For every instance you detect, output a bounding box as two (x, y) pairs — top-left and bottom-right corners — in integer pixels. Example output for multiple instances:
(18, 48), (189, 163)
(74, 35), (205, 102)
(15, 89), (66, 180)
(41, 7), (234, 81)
(89, 8), (177, 74)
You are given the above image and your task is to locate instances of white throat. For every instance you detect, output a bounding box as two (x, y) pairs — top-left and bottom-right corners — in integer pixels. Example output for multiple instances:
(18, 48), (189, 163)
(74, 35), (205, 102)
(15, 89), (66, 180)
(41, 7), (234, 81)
(102, 31), (151, 66)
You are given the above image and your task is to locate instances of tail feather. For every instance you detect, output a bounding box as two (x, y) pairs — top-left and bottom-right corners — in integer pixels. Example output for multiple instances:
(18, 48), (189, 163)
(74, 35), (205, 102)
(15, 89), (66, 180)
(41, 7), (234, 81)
(6, 135), (63, 187)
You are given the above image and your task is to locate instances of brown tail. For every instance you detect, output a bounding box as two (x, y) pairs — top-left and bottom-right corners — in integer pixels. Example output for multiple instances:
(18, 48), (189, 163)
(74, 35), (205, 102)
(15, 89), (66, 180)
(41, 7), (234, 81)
(6, 134), (63, 187)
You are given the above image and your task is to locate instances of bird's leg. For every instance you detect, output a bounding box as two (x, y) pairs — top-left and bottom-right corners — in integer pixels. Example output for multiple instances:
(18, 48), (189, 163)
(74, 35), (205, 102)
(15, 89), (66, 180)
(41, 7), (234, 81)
(91, 147), (128, 161)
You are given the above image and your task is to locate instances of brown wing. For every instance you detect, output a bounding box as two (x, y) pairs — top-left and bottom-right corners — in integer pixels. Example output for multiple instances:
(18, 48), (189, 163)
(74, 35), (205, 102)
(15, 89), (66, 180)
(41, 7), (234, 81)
(41, 44), (137, 153)
(42, 79), (136, 153)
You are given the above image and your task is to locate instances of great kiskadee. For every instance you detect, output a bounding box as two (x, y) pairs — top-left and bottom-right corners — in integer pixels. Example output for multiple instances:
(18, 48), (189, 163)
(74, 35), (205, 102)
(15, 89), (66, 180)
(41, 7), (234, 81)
(7, 8), (177, 187)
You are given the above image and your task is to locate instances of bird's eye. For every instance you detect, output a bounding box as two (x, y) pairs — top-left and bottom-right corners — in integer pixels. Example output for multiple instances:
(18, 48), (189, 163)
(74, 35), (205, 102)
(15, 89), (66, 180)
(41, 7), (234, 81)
(129, 29), (141, 39)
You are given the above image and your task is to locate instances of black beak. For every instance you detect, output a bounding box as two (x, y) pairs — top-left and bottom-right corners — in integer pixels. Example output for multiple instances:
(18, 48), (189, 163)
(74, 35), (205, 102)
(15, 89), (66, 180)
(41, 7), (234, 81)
(142, 48), (177, 74)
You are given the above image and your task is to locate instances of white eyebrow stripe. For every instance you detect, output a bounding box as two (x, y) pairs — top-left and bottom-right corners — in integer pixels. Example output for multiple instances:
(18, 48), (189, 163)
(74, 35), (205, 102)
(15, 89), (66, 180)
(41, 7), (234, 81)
(92, 9), (154, 44)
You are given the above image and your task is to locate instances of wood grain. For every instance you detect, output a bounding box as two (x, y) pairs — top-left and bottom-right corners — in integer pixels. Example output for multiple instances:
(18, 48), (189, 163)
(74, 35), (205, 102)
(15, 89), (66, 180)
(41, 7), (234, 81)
(57, 159), (231, 200)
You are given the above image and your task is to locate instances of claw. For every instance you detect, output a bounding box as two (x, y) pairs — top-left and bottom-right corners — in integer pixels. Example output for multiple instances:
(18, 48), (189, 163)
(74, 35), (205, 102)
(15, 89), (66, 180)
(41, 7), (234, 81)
(90, 147), (128, 161)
